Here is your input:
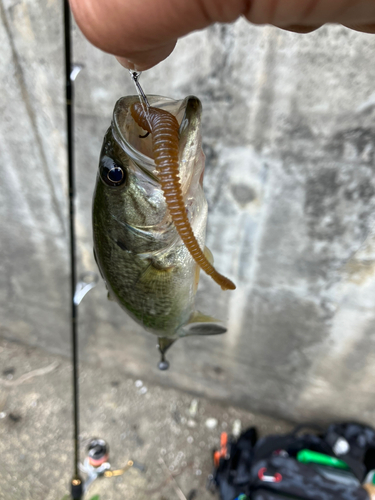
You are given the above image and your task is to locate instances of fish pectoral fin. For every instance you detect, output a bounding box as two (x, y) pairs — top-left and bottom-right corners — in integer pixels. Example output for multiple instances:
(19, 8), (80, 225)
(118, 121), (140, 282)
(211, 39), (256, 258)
(204, 246), (214, 265)
(189, 310), (223, 323)
(181, 323), (227, 337)
(194, 247), (213, 292)
(179, 311), (227, 337)
(136, 262), (174, 290)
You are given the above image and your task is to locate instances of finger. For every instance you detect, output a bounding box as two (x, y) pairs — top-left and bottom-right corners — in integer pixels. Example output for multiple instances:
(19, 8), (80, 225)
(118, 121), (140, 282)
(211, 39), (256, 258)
(116, 41), (177, 71)
(277, 20), (375, 35)
(276, 24), (322, 33)
(343, 23), (375, 33)
(69, 0), (248, 68)
(116, 57), (136, 71)
(244, 0), (375, 28)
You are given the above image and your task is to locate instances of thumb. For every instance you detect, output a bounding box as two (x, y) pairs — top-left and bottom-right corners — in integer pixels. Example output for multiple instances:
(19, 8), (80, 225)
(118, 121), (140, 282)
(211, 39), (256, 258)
(69, 0), (247, 69)
(116, 41), (177, 71)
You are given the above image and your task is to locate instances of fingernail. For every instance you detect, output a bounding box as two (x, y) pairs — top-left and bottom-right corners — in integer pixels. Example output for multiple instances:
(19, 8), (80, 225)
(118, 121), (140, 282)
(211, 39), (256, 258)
(116, 56), (135, 70)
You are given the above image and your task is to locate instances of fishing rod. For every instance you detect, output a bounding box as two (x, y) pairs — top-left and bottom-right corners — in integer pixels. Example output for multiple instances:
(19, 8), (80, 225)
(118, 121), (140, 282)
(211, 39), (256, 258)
(63, 1), (83, 498)
(62, 5), (139, 497)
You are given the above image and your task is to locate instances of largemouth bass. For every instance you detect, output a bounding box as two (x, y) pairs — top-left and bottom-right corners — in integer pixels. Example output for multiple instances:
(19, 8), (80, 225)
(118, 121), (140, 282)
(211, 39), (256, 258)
(93, 95), (232, 369)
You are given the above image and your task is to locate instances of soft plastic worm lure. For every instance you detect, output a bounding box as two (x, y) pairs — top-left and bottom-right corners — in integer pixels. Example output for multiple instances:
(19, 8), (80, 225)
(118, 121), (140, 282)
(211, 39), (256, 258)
(131, 102), (236, 291)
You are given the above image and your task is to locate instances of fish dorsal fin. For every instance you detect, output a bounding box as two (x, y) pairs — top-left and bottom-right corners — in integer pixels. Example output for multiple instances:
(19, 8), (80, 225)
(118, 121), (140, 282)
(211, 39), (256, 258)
(180, 311), (227, 337)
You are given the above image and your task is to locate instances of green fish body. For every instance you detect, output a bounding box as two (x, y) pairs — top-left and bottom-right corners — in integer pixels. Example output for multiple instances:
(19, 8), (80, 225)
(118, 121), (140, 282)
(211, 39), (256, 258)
(93, 95), (226, 368)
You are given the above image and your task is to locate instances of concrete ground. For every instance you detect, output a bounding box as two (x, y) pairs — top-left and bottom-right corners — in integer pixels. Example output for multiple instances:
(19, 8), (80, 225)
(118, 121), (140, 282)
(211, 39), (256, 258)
(0, 338), (293, 500)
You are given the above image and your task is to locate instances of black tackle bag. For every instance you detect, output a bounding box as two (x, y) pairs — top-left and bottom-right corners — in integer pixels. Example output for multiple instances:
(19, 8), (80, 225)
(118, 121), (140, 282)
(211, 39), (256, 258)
(211, 422), (375, 500)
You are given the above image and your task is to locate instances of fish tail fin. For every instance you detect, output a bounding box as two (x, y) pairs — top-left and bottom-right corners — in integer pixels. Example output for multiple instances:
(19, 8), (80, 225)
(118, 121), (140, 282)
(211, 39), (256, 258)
(156, 311), (226, 370)
(179, 311), (227, 337)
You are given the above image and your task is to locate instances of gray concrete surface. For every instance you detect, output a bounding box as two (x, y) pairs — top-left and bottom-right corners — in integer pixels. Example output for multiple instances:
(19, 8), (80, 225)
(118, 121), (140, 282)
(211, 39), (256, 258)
(1, 0), (375, 428)
(0, 338), (293, 499)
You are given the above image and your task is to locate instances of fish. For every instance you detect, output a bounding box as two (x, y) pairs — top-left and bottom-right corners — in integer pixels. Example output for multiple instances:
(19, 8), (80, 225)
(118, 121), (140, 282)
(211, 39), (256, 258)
(92, 95), (234, 369)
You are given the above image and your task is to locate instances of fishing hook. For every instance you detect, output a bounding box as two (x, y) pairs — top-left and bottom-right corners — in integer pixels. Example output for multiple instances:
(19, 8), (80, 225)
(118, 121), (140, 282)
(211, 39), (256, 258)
(130, 71), (150, 108)
(130, 71), (151, 138)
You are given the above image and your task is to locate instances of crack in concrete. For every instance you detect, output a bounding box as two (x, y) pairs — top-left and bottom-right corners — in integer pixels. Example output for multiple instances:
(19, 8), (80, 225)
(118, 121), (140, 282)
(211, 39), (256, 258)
(250, 28), (279, 151)
(0, 0), (67, 237)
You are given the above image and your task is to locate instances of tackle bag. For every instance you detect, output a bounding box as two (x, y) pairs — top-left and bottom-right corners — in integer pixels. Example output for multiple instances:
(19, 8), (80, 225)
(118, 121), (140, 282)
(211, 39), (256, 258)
(211, 422), (375, 500)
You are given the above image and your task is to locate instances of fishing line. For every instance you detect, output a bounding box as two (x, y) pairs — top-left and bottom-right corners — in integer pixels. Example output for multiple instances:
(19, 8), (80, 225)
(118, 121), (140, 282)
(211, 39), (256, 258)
(130, 70), (153, 132)
(63, 1), (83, 498)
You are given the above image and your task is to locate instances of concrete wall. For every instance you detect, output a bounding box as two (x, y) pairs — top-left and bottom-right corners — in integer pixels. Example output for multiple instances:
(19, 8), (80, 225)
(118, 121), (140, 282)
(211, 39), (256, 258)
(2, 0), (375, 423)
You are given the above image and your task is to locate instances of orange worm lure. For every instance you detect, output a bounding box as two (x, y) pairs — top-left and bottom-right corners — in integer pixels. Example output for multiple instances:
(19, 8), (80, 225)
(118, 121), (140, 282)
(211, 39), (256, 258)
(130, 102), (236, 291)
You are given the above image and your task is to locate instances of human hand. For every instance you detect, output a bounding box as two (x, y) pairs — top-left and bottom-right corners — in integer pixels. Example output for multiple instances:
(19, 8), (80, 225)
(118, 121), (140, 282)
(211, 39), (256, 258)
(69, 0), (375, 71)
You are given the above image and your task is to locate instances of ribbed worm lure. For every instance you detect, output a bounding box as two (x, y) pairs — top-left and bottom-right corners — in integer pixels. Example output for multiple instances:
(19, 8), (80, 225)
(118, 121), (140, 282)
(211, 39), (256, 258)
(92, 74), (236, 369)
(130, 102), (235, 291)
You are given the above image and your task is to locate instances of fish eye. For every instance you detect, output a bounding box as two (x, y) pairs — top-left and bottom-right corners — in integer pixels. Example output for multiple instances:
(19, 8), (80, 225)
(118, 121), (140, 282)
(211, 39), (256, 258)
(107, 166), (123, 183)
(100, 157), (127, 187)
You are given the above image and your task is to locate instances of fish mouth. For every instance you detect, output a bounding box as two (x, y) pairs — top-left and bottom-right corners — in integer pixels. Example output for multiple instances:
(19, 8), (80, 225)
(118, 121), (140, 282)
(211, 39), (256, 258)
(112, 95), (203, 195)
